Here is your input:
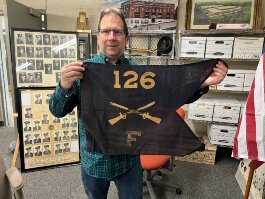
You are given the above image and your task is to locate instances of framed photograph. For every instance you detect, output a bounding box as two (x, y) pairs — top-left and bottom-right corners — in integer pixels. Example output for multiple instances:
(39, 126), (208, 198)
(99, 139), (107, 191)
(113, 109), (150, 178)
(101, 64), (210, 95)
(186, 0), (259, 29)
(18, 88), (80, 171)
(11, 29), (79, 88)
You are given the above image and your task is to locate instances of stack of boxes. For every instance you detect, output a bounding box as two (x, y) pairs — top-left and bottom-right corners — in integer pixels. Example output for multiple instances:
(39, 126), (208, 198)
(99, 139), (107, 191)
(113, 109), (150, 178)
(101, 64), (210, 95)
(188, 96), (244, 147)
(180, 36), (264, 59)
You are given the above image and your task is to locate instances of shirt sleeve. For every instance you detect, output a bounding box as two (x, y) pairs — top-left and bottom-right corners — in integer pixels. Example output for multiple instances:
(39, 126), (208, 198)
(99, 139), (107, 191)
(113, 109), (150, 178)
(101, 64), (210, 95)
(49, 81), (79, 118)
(185, 86), (209, 104)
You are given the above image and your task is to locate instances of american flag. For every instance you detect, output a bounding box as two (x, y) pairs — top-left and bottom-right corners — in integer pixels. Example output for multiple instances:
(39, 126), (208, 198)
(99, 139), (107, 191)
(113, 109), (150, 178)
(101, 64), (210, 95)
(232, 54), (265, 166)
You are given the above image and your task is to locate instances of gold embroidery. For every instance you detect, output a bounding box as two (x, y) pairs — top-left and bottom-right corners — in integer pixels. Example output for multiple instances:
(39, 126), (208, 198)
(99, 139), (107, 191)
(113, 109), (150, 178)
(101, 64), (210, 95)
(108, 101), (161, 125)
(127, 131), (142, 146)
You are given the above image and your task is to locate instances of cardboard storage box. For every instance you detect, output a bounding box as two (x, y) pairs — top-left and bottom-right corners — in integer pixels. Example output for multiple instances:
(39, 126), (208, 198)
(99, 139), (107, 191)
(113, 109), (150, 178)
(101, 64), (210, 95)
(235, 160), (265, 199)
(213, 97), (241, 124)
(233, 37), (264, 59)
(188, 96), (214, 122)
(217, 69), (245, 91)
(175, 136), (217, 165)
(180, 36), (206, 58)
(207, 124), (237, 147)
(243, 70), (255, 91)
(205, 37), (234, 58)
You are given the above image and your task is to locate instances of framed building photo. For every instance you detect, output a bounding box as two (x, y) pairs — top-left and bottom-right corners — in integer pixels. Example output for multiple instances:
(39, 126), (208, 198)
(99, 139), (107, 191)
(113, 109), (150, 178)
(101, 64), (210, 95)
(18, 89), (80, 171)
(186, 0), (259, 29)
(12, 29), (78, 88)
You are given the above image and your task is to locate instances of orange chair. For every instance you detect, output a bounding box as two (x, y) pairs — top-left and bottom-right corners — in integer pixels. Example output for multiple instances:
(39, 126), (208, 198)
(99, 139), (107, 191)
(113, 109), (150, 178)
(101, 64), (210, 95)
(141, 108), (185, 199)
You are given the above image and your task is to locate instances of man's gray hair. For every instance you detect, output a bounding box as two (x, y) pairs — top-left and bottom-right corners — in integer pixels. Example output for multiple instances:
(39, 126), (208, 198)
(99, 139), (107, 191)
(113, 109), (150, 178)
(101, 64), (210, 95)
(98, 7), (129, 36)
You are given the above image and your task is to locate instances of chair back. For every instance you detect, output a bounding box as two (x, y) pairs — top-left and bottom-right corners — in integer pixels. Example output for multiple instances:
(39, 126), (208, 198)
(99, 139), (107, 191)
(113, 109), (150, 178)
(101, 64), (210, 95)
(176, 107), (185, 119)
(0, 151), (12, 199)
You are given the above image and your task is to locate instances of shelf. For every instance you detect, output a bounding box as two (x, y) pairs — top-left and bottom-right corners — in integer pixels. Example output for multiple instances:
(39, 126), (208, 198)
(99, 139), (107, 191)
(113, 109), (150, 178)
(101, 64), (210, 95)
(179, 29), (265, 37)
(209, 89), (249, 94)
(178, 57), (260, 62)
(129, 29), (176, 35)
(188, 119), (238, 126)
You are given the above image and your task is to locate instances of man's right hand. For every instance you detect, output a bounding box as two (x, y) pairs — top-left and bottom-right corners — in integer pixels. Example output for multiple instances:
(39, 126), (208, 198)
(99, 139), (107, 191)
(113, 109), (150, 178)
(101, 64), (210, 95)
(60, 61), (85, 92)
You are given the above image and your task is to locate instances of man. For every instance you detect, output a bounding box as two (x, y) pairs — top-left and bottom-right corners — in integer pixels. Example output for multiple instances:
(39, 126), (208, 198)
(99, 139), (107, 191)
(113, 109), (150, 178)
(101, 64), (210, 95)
(71, 129), (78, 140)
(49, 8), (228, 199)
(35, 47), (43, 58)
(55, 144), (62, 154)
(44, 47), (51, 58)
(54, 131), (61, 141)
(43, 34), (51, 45)
(43, 132), (51, 143)
(43, 145), (51, 155)
(36, 60), (44, 70)
(35, 72), (42, 83)
(25, 33), (33, 45)
(16, 33), (24, 44)
(34, 146), (42, 156)
(23, 121), (31, 132)
(42, 114), (49, 124)
(25, 147), (33, 158)
(25, 107), (33, 118)
(35, 34), (42, 45)
(24, 134), (32, 145)
(62, 118), (69, 128)
(35, 94), (42, 104)
(27, 73), (35, 83)
(51, 35), (59, 45)
(33, 120), (41, 131)
(33, 133), (41, 144)
(53, 60), (60, 70)
(19, 72), (27, 83)
(53, 117), (60, 123)
(27, 60), (35, 70)
(63, 143), (71, 153)
(26, 47), (34, 58)
(17, 46), (25, 57)
(70, 118), (77, 127)
(62, 130), (70, 141)
(45, 64), (53, 74)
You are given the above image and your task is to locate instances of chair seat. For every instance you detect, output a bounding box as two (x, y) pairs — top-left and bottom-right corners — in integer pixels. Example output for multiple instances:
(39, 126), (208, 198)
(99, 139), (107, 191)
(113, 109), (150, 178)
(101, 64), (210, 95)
(140, 155), (170, 170)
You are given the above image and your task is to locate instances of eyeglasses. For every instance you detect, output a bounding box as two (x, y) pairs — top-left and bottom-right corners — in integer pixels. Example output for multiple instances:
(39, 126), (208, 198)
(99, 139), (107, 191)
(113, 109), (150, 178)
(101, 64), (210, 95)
(99, 29), (125, 37)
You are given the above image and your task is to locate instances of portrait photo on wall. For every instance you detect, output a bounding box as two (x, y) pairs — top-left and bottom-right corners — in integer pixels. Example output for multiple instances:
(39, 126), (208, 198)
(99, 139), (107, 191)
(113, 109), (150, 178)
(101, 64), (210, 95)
(186, 0), (260, 29)
(12, 29), (78, 88)
(19, 89), (80, 171)
(102, 0), (178, 30)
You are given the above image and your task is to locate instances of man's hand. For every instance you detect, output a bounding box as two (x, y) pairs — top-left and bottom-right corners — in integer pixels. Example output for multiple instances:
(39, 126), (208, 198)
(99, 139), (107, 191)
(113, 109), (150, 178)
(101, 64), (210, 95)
(201, 61), (228, 88)
(60, 61), (85, 92)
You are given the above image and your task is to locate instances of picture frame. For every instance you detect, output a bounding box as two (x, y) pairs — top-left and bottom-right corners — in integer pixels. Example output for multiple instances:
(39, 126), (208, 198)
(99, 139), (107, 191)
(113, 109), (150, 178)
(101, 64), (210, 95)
(18, 88), (80, 171)
(186, 0), (260, 30)
(11, 29), (79, 88)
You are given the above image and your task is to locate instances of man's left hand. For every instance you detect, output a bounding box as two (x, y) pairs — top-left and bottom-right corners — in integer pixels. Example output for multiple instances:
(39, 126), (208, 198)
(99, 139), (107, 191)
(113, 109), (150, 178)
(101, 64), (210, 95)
(201, 61), (228, 88)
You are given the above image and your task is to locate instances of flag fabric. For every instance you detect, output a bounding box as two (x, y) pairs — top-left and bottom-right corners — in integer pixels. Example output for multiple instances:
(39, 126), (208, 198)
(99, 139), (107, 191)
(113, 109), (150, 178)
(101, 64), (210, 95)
(80, 59), (218, 155)
(232, 54), (265, 165)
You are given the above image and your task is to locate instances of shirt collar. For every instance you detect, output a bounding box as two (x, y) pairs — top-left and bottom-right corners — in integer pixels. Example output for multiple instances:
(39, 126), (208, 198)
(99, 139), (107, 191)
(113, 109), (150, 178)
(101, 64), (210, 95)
(99, 52), (127, 65)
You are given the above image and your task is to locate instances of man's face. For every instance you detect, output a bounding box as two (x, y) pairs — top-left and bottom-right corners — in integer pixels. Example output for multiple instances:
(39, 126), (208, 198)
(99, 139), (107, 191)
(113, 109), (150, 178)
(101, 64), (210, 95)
(97, 14), (128, 62)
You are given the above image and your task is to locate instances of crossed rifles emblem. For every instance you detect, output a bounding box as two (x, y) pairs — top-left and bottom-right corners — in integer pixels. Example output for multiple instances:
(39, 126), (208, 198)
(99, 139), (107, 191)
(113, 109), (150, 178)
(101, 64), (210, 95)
(108, 101), (162, 125)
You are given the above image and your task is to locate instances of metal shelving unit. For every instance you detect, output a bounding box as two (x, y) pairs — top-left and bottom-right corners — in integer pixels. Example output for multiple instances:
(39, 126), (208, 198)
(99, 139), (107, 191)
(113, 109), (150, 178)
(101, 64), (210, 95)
(181, 29), (265, 148)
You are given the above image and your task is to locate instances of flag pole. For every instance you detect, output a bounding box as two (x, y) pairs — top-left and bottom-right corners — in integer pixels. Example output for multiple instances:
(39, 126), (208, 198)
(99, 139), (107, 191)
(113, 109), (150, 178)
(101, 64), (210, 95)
(244, 160), (256, 199)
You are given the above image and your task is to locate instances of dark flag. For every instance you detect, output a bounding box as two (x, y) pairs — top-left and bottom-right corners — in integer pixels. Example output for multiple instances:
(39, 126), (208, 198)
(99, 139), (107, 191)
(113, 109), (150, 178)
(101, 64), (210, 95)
(81, 59), (218, 156)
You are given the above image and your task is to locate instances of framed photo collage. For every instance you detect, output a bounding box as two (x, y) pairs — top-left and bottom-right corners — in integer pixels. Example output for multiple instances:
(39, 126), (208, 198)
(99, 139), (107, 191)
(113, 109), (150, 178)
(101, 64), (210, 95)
(12, 29), (80, 171)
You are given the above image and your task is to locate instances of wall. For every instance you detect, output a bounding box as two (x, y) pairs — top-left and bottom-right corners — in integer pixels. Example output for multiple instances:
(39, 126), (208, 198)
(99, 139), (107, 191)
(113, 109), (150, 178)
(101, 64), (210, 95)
(6, 0), (41, 29)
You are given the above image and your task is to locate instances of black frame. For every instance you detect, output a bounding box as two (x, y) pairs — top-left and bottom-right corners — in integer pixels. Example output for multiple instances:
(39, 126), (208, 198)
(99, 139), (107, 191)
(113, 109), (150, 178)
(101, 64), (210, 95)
(17, 88), (80, 171)
(11, 28), (80, 89)
(10, 28), (81, 171)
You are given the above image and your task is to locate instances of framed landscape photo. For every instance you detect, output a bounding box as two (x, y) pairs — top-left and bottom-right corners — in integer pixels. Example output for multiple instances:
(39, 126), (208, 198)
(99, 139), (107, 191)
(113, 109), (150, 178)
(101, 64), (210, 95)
(18, 88), (80, 171)
(12, 29), (78, 88)
(186, 0), (259, 29)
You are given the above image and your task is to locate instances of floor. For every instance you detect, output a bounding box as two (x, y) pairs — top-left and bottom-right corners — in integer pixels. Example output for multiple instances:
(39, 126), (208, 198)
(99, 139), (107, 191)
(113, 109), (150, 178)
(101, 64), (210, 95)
(0, 126), (243, 199)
